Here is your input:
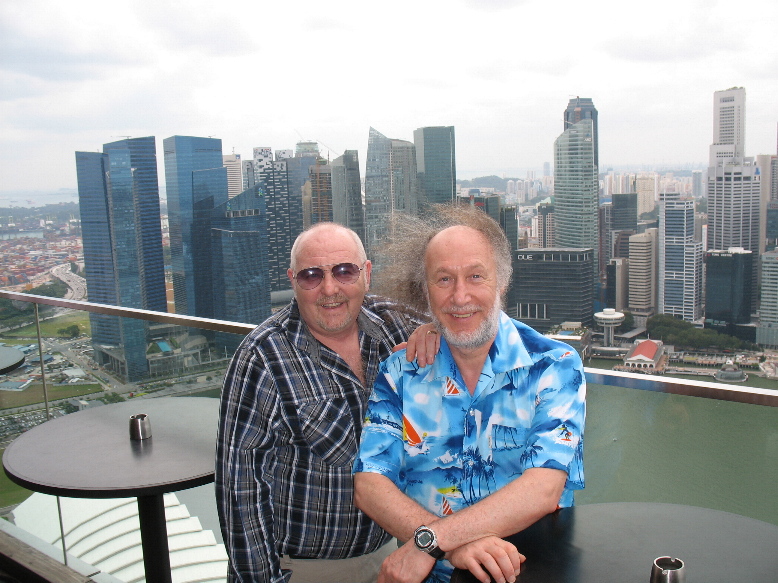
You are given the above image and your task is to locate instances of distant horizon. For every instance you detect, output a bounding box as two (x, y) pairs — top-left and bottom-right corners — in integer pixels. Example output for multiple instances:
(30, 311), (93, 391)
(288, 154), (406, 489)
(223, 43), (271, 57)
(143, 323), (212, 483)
(0, 160), (717, 208)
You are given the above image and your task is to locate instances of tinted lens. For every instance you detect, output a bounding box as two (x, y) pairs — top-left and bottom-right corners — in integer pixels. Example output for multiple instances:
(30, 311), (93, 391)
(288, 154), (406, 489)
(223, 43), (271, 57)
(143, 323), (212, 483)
(331, 263), (361, 284)
(294, 263), (362, 290)
(295, 267), (324, 290)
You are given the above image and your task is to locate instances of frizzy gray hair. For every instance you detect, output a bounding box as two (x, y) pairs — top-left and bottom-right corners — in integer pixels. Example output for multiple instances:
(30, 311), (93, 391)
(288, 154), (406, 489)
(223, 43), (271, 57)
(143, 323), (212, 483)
(373, 204), (513, 313)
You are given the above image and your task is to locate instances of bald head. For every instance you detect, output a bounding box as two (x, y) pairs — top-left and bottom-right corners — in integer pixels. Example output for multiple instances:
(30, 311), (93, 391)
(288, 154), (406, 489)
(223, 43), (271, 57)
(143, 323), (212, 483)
(290, 223), (366, 272)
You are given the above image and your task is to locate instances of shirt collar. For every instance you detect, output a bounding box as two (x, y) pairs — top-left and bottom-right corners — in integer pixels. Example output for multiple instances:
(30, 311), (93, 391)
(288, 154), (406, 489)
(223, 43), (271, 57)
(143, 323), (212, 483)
(286, 296), (385, 359)
(423, 311), (534, 382)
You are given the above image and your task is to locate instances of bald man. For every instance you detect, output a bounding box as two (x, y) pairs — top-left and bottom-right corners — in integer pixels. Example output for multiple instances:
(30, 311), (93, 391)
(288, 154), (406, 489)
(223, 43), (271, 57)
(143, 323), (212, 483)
(216, 223), (427, 583)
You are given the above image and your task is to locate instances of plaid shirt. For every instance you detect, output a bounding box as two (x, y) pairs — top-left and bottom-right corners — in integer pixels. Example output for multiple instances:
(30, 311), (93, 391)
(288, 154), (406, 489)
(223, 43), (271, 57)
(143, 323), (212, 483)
(216, 295), (424, 583)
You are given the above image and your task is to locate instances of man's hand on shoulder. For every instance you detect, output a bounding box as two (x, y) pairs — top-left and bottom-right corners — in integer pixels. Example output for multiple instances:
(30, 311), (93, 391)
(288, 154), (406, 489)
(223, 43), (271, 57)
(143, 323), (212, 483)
(377, 540), (437, 583)
(393, 323), (440, 367)
(447, 536), (525, 583)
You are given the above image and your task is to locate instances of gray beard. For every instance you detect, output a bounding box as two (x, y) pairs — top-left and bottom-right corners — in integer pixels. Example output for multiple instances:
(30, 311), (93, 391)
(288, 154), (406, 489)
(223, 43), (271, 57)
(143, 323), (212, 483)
(430, 297), (502, 350)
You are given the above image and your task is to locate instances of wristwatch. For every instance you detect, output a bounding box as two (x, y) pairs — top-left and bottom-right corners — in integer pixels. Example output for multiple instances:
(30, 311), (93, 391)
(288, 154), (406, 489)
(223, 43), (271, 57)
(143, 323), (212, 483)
(413, 525), (445, 559)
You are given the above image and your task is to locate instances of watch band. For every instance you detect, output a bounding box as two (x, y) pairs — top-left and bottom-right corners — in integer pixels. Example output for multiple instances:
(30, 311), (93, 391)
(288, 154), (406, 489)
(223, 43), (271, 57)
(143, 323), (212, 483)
(413, 525), (445, 560)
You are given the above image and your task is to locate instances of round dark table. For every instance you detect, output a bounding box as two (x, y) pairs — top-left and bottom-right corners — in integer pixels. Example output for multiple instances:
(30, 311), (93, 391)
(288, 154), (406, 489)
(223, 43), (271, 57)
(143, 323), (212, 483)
(2, 397), (219, 583)
(451, 502), (778, 583)
(0, 345), (25, 374)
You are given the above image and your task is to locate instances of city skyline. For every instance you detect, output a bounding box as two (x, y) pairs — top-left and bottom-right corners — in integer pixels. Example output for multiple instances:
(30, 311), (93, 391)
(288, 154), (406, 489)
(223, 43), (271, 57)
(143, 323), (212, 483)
(2, 0), (777, 195)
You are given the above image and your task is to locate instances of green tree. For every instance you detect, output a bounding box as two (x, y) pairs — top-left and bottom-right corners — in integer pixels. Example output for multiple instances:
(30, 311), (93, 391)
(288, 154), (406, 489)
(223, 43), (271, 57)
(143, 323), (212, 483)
(57, 324), (80, 338)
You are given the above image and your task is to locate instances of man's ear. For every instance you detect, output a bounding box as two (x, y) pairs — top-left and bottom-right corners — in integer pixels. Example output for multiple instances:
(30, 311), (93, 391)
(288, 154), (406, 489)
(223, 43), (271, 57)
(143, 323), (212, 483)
(287, 268), (295, 287)
(364, 260), (372, 291)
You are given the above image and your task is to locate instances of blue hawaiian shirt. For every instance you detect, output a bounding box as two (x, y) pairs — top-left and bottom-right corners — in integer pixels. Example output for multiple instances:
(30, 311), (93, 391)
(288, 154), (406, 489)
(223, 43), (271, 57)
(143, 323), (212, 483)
(354, 312), (586, 582)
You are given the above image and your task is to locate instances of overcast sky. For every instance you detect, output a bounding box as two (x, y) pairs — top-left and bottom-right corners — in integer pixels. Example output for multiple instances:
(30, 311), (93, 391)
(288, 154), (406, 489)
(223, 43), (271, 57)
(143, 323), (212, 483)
(1, 0), (777, 196)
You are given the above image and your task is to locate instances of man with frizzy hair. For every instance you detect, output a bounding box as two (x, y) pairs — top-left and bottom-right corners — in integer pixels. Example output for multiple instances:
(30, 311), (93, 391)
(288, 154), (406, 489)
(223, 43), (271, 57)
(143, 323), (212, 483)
(216, 222), (430, 583)
(354, 205), (586, 583)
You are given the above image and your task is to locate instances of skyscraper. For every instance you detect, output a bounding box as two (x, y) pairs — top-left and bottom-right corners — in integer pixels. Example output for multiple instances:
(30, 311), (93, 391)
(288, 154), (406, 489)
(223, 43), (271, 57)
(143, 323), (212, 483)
(211, 184), (271, 351)
(364, 127), (418, 255)
(554, 117), (599, 281)
(164, 136), (228, 318)
(331, 150), (365, 243)
(508, 248), (595, 331)
(704, 248), (752, 334)
(308, 161), (333, 226)
(76, 137), (166, 381)
(563, 97), (598, 167)
(658, 194), (703, 322)
(706, 88), (760, 306)
(709, 87), (745, 165)
(628, 228), (658, 327)
(757, 251), (778, 347)
(635, 174), (658, 217)
(223, 153), (243, 199)
(413, 126), (456, 210)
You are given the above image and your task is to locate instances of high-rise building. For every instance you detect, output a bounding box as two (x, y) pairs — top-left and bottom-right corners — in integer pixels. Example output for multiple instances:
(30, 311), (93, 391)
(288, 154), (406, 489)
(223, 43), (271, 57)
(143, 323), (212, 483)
(364, 127), (418, 256)
(606, 257), (629, 312)
(308, 161), (333, 226)
(612, 192), (638, 231)
(223, 153), (243, 199)
(628, 228), (658, 327)
(554, 117), (599, 283)
(331, 150), (365, 243)
(598, 203), (612, 277)
(692, 170), (704, 198)
(534, 202), (555, 248)
(709, 87), (746, 165)
(563, 97), (599, 167)
(704, 248), (752, 332)
(707, 159), (761, 257)
(757, 251), (778, 347)
(635, 174), (657, 217)
(76, 137), (167, 381)
(658, 194), (703, 322)
(164, 136), (228, 318)
(508, 248), (595, 332)
(706, 88), (760, 307)
(413, 126), (456, 210)
(267, 157), (305, 292)
(210, 184), (271, 351)
(500, 205), (519, 253)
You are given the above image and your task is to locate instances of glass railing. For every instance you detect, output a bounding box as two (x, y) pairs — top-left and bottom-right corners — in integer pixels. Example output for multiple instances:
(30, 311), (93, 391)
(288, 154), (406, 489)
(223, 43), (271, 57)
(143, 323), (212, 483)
(1, 289), (777, 582)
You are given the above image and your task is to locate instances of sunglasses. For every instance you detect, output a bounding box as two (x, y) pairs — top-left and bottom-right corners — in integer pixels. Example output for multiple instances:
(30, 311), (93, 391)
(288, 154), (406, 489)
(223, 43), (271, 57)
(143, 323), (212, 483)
(293, 262), (365, 290)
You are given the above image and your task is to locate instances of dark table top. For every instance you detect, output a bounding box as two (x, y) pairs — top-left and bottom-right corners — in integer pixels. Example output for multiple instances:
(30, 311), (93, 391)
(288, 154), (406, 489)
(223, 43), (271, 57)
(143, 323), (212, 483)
(451, 502), (778, 583)
(3, 397), (219, 498)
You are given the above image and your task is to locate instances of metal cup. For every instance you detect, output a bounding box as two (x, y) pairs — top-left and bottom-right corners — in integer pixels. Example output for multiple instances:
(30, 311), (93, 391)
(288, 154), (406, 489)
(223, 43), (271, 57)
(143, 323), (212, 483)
(650, 556), (685, 583)
(129, 413), (152, 440)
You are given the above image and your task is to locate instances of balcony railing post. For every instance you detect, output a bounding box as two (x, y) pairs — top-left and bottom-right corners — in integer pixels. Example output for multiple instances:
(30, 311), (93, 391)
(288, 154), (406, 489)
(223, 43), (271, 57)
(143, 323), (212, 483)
(33, 303), (51, 421)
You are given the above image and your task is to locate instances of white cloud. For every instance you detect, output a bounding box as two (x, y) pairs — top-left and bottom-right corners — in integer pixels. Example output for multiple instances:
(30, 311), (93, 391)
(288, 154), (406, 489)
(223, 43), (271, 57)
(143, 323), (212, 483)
(0, 0), (776, 192)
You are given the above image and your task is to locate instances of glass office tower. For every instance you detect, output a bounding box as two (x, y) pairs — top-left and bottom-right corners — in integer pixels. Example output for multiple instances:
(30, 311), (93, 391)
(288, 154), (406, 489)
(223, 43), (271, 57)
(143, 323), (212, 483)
(364, 127), (418, 257)
(211, 185), (271, 352)
(414, 126), (456, 211)
(554, 118), (599, 283)
(331, 150), (365, 244)
(705, 248), (752, 333)
(164, 135), (228, 318)
(76, 137), (166, 381)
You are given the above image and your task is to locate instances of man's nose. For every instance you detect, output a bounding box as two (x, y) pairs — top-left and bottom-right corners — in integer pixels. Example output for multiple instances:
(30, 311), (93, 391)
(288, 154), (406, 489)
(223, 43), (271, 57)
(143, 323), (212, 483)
(320, 271), (341, 295)
(451, 279), (470, 304)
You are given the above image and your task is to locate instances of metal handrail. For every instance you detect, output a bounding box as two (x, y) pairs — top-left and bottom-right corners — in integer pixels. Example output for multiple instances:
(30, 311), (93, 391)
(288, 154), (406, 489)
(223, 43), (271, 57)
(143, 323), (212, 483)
(2, 290), (776, 407)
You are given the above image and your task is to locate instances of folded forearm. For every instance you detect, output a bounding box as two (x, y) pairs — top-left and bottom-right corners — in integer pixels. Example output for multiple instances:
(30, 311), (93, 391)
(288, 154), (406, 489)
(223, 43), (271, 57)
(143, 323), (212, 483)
(353, 472), (438, 542)
(429, 468), (566, 552)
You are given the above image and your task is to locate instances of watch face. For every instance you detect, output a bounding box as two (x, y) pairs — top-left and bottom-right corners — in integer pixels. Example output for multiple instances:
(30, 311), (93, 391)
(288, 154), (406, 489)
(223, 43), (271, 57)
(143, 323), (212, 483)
(416, 530), (434, 548)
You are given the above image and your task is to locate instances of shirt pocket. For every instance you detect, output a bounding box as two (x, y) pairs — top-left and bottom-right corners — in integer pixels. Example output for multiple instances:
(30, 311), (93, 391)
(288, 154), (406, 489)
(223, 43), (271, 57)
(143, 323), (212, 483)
(298, 398), (358, 468)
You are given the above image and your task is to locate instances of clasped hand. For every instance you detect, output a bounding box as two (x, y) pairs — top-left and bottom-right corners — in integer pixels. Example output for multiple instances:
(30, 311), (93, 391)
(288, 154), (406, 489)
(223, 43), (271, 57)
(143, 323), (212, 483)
(377, 536), (525, 583)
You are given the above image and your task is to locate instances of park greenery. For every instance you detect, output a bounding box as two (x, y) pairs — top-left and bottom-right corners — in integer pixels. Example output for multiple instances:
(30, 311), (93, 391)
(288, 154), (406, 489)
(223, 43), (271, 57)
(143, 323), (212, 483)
(646, 314), (757, 351)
